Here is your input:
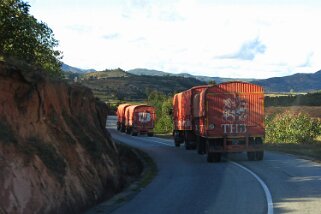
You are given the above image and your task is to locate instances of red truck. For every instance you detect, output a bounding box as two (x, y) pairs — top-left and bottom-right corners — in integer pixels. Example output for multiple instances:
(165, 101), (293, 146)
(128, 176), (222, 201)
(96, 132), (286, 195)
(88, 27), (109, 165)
(116, 103), (131, 132)
(124, 104), (156, 136)
(172, 85), (209, 149)
(173, 82), (265, 162)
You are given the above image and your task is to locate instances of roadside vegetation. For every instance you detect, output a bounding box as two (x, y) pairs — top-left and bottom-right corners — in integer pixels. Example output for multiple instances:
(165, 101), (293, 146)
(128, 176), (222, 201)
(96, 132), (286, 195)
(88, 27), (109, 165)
(264, 109), (321, 161)
(265, 111), (321, 144)
(147, 91), (173, 134)
(0, 0), (63, 77)
(265, 91), (321, 106)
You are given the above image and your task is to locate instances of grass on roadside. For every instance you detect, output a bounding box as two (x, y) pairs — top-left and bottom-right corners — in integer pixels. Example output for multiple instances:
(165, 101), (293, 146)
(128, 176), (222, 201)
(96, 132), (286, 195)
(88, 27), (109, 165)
(115, 141), (158, 190)
(136, 150), (157, 188)
(264, 142), (321, 162)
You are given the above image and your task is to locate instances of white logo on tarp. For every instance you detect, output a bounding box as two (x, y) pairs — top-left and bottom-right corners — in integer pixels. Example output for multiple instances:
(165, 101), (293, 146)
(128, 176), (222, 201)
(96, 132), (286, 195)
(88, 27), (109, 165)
(178, 119), (191, 127)
(223, 96), (247, 122)
(138, 112), (151, 123)
(222, 95), (248, 134)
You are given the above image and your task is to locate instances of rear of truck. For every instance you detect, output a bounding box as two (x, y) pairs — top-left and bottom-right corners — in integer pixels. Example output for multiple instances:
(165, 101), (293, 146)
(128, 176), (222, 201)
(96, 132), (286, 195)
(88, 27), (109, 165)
(172, 90), (192, 147)
(126, 105), (156, 136)
(172, 86), (209, 149)
(196, 82), (265, 162)
(116, 103), (131, 132)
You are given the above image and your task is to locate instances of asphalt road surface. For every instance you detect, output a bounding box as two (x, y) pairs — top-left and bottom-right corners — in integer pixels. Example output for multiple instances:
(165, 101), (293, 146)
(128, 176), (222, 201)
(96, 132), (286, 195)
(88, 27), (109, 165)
(98, 116), (321, 214)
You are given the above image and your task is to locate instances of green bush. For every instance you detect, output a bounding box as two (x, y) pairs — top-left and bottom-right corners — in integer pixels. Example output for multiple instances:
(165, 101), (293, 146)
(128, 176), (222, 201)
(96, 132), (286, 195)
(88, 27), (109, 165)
(0, 0), (62, 76)
(265, 111), (321, 144)
(147, 91), (173, 134)
(265, 91), (321, 107)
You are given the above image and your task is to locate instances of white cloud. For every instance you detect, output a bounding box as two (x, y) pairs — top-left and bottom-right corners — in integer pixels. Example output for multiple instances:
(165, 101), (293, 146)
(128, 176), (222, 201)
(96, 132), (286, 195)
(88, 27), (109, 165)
(216, 37), (266, 60)
(28, 0), (321, 78)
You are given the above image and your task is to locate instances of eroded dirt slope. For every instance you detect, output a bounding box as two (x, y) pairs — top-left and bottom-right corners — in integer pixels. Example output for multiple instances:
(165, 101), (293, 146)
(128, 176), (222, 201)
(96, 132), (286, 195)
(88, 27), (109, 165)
(0, 62), (123, 213)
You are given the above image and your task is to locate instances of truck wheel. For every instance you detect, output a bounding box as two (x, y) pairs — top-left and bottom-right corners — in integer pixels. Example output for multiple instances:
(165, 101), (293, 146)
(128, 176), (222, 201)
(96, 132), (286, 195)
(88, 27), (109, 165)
(213, 153), (221, 162)
(197, 141), (205, 154)
(184, 133), (193, 150)
(174, 139), (180, 147)
(207, 153), (214, 163)
(185, 141), (191, 150)
(247, 152), (256, 161)
(147, 133), (154, 137)
(197, 143), (202, 154)
(256, 151), (264, 160)
(207, 153), (221, 163)
(126, 127), (132, 135)
(131, 131), (137, 136)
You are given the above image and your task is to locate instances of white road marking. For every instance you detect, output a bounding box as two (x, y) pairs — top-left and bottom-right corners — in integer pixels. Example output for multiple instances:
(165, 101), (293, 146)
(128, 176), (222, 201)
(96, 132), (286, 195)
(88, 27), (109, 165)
(231, 161), (274, 214)
(118, 131), (274, 214)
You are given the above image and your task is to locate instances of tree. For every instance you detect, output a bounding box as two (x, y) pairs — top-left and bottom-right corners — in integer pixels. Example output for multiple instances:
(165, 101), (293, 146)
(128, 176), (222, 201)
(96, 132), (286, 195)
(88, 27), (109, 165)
(208, 80), (216, 85)
(147, 91), (173, 133)
(0, 0), (62, 76)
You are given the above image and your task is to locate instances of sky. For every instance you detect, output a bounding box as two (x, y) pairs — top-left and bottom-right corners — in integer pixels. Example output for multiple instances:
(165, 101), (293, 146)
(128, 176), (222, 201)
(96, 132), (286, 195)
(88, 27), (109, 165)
(28, 0), (321, 79)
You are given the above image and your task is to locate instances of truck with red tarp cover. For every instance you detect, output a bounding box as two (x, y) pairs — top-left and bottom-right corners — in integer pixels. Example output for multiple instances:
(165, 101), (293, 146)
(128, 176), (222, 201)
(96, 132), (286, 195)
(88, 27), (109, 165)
(173, 81), (265, 162)
(116, 103), (131, 132)
(172, 85), (209, 149)
(125, 104), (156, 136)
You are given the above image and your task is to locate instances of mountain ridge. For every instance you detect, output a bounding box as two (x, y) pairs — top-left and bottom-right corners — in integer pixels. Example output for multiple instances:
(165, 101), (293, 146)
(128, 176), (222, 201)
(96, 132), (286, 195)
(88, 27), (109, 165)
(63, 64), (321, 92)
(252, 70), (321, 92)
(61, 63), (96, 73)
(127, 68), (256, 83)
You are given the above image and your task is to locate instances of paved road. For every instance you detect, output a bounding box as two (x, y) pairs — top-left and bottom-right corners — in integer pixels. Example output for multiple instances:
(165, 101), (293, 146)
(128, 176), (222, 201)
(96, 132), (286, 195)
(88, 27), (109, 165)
(106, 116), (321, 214)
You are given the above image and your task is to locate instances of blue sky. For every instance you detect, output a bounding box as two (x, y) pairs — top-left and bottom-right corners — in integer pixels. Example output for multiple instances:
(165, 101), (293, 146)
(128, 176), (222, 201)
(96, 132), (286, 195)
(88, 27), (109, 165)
(28, 0), (321, 78)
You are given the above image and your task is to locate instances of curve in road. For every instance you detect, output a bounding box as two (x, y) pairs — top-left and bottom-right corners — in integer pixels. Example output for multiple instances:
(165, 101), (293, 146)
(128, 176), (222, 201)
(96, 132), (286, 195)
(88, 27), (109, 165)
(89, 116), (321, 214)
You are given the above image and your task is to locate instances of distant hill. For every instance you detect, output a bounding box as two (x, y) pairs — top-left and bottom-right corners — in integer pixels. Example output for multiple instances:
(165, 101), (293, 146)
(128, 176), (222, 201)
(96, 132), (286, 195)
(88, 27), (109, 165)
(83, 68), (132, 79)
(80, 74), (206, 101)
(128, 68), (256, 83)
(252, 70), (321, 92)
(65, 64), (321, 93)
(128, 68), (168, 76)
(61, 63), (96, 73)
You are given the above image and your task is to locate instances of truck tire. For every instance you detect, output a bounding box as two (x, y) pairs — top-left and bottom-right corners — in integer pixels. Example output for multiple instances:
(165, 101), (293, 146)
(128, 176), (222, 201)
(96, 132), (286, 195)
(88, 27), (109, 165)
(174, 139), (180, 147)
(126, 127), (132, 135)
(184, 132), (195, 150)
(256, 151), (264, 160)
(197, 142), (202, 154)
(185, 138), (192, 150)
(207, 153), (221, 163)
(214, 153), (221, 162)
(196, 137), (205, 154)
(207, 153), (214, 162)
(147, 132), (154, 137)
(247, 152), (256, 161)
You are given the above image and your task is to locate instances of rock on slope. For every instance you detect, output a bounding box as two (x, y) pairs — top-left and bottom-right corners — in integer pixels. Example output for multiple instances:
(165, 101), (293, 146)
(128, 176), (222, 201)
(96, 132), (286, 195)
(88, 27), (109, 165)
(0, 62), (123, 213)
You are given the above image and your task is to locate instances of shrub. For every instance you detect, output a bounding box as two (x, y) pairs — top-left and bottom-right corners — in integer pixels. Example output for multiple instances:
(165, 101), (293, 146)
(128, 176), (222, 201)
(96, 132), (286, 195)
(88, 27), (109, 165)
(265, 111), (321, 144)
(147, 91), (173, 134)
(0, 0), (63, 76)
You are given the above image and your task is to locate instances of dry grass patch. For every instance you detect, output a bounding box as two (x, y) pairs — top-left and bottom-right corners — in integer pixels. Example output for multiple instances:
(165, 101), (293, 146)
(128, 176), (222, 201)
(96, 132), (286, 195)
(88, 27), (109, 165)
(265, 106), (321, 118)
(264, 142), (321, 162)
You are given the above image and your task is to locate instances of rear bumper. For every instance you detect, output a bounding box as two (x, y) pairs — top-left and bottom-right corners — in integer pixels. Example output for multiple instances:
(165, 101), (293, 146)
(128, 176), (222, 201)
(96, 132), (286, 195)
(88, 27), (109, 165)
(207, 136), (264, 153)
(132, 127), (154, 133)
(209, 145), (263, 153)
